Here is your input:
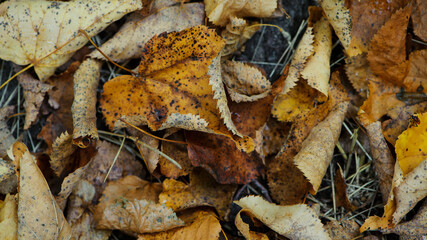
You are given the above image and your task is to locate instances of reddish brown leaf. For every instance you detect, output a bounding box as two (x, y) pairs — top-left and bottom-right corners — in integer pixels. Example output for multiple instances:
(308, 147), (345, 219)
(334, 165), (358, 211)
(411, 0), (427, 41)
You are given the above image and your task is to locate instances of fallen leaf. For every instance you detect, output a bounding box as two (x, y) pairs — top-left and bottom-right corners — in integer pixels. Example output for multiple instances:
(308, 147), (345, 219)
(0, 106), (15, 156)
(159, 131), (192, 179)
(256, 117), (291, 158)
(221, 17), (260, 56)
(411, 0), (427, 41)
(0, 158), (14, 183)
(72, 58), (102, 148)
(0, 194), (18, 240)
(49, 132), (77, 176)
(127, 126), (160, 174)
(0, 0), (142, 80)
(159, 168), (237, 219)
(403, 49), (427, 93)
(367, 5), (411, 86)
(15, 142), (71, 239)
(138, 210), (221, 240)
(100, 26), (253, 152)
(71, 213), (110, 240)
(235, 196), (331, 240)
(334, 165), (358, 211)
(319, 0), (361, 56)
(294, 101), (349, 194)
(90, 3), (204, 62)
(16, 70), (52, 129)
(204, 0), (277, 26)
(366, 121), (395, 203)
(345, 53), (371, 98)
(324, 219), (360, 240)
(395, 112), (427, 175)
(221, 60), (271, 102)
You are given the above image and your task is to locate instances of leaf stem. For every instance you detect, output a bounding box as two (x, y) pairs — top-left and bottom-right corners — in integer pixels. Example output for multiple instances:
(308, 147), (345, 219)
(0, 63), (34, 91)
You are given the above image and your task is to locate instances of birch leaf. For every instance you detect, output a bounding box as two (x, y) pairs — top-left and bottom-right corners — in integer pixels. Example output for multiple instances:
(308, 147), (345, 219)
(0, 194), (18, 240)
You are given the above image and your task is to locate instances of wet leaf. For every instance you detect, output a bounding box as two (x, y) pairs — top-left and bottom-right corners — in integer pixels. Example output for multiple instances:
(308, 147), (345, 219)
(159, 168), (237, 219)
(235, 196), (331, 240)
(100, 26), (253, 152)
(205, 0), (277, 26)
(0, 0), (142, 80)
(90, 3), (204, 62)
(0, 194), (18, 240)
(334, 165), (358, 211)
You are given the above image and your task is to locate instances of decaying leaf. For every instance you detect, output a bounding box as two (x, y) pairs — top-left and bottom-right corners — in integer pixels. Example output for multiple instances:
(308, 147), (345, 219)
(324, 219), (360, 240)
(334, 165), (358, 211)
(221, 17), (260, 56)
(0, 106), (15, 157)
(204, 0), (277, 26)
(294, 101), (348, 194)
(235, 196), (331, 240)
(15, 142), (71, 239)
(17, 70), (52, 129)
(221, 60), (271, 102)
(411, 0), (427, 41)
(366, 121), (394, 203)
(72, 58), (102, 148)
(94, 176), (184, 234)
(0, 194), (18, 240)
(159, 168), (236, 219)
(138, 210), (222, 240)
(403, 49), (427, 93)
(90, 3), (204, 62)
(100, 26), (253, 152)
(0, 0), (142, 80)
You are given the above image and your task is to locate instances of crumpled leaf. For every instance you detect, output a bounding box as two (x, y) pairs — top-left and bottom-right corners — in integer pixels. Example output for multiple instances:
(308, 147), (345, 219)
(221, 60), (271, 102)
(159, 168), (237, 219)
(49, 131), (77, 176)
(234, 211), (269, 240)
(324, 220), (359, 240)
(294, 101), (349, 194)
(100, 26), (253, 152)
(367, 5), (411, 86)
(0, 106), (15, 157)
(72, 58), (102, 148)
(334, 165), (358, 211)
(366, 121), (395, 203)
(15, 142), (71, 239)
(411, 0), (427, 41)
(221, 17), (260, 56)
(319, 0), (361, 56)
(204, 0), (277, 26)
(395, 112), (427, 175)
(235, 196), (331, 240)
(403, 49), (427, 93)
(17, 70), (52, 129)
(91, 3), (204, 62)
(94, 176), (184, 234)
(0, 194), (18, 240)
(0, 0), (142, 80)
(138, 210), (221, 240)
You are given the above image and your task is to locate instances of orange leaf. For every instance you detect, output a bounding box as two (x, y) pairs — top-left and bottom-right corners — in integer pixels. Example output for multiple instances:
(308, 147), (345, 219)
(0, 194), (18, 240)
(100, 25), (253, 152)
(411, 0), (427, 41)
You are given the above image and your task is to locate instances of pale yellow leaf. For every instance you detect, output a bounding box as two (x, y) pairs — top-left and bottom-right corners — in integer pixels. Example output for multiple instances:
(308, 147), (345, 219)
(0, 194), (18, 240)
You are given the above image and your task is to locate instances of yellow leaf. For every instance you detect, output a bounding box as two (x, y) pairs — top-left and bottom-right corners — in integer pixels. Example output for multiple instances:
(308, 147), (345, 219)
(0, 194), (18, 240)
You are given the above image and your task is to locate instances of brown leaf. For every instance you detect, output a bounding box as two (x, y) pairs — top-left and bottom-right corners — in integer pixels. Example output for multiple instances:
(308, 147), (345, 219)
(49, 132), (77, 176)
(72, 58), (102, 148)
(367, 5), (412, 86)
(234, 211), (269, 240)
(159, 130), (192, 179)
(159, 168), (237, 219)
(235, 196), (331, 240)
(334, 165), (358, 211)
(345, 53), (371, 98)
(100, 26), (253, 152)
(221, 17), (260, 56)
(403, 49), (427, 93)
(15, 142), (71, 239)
(0, 158), (14, 183)
(366, 121), (395, 203)
(411, 0), (427, 41)
(0, 194), (18, 240)
(0, 0), (141, 80)
(0, 106), (15, 157)
(205, 0), (277, 26)
(324, 220), (360, 240)
(294, 101), (349, 194)
(17, 70), (52, 129)
(90, 3), (204, 62)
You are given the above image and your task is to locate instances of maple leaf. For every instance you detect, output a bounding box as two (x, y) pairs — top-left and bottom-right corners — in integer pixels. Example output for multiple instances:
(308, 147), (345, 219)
(100, 25), (253, 152)
(0, 0), (142, 81)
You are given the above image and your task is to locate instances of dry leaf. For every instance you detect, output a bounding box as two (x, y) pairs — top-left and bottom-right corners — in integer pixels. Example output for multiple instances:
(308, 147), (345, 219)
(345, 53), (371, 98)
(319, 0), (361, 56)
(395, 112), (427, 175)
(90, 3), (204, 62)
(0, 0), (142, 80)
(367, 5), (411, 86)
(403, 49), (427, 93)
(126, 126), (160, 174)
(221, 17), (260, 56)
(366, 121), (395, 203)
(94, 176), (184, 234)
(15, 142), (71, 239)
(235, 196), (331, 240)
(72, 58), (102, 148)
(256, 117), (291, 157)
(17, 70), (52, 129)
(0, 194), (18, 240)
(159, 168), (237, 219)
(100, 26), (253, 152)
(234, 211), (269, 240)
(411, 0), (427, 41)
(334, 165), (358, 211)
(138, 210), (221, 240)
(159, 130), (192, 179)
(324, 220), (360, 240)
(204, 0), (277, 26)
(0, 158), (14, 183)
(49, 132), (77, 176)
(221, 60), (271, 103)
(0, 106), (15, 157)
(294, 101), (349, 194)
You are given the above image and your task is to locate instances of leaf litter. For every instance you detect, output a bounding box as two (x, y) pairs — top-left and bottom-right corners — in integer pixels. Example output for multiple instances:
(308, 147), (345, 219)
(0, 0), (426, 239)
